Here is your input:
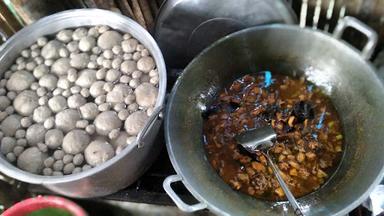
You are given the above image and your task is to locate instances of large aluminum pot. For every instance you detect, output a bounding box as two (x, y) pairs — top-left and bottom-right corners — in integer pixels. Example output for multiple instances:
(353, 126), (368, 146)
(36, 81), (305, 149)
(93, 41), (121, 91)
(163, 17), (384, 215)
(0, 9), (167, 198)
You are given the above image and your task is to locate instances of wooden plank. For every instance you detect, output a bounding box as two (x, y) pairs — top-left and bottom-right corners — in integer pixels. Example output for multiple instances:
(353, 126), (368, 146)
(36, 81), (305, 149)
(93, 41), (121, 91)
(130, 0), (147, 28)
(138, 0), (154, 29)
(115, 0), (135, 18)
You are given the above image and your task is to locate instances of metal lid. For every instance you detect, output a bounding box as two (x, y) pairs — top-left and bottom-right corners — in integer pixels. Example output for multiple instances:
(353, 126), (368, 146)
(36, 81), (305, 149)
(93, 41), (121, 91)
(154, 0), (297, 68)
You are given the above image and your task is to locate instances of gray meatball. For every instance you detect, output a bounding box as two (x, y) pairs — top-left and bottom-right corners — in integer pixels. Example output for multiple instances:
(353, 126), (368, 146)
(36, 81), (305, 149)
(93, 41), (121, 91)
(45, 129), (64, 149)
(62, 129), (90, 154)
(1, 137), (16, 154)
(97, 31), (123, 49)
(51, 58), (71, 76)
(26, 124), (46, 146)
(94, 111), (122, 136)
(17, 147), (47, 174)
(6, 70), (35, 91)
(41, 40), (63, 59)
(13, 90), (39, 116)
(134, 83), (158, 108)
(79, 103), (99, 120)
(48, 95), (67, 113)
(33, 106), (52, 123)
(55, 109), (81, 132)
(75, 69), (97, 88)
(1, 115), (21, 136)
(84, 140), (115, 166)
(125, 111), (149, 135)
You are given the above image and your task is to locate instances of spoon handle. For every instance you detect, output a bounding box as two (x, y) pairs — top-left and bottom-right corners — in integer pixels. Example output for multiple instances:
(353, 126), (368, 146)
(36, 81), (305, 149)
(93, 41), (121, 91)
(264, 152), (305, 216)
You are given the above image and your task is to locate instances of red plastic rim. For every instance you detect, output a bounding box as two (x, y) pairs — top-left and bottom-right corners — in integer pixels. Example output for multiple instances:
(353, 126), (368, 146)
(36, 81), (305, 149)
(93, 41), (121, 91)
(2, 195), (87, 216)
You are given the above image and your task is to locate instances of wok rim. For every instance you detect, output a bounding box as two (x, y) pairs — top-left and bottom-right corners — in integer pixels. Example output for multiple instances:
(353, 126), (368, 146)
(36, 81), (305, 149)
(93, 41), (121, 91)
(165, 24), (384, 216)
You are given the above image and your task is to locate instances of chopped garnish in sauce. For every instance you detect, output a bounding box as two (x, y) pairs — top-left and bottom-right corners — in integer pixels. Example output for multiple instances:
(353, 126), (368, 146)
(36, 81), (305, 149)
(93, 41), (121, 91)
(203, 73), (344, 201)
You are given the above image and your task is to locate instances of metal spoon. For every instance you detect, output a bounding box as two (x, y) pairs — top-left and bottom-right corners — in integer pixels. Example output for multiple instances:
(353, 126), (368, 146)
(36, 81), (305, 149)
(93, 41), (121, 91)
(236, 126), (305, 216)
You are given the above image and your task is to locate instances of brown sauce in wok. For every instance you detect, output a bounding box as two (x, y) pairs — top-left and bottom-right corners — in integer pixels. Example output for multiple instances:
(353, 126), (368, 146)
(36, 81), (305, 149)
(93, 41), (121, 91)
(203, 72), (344, 201)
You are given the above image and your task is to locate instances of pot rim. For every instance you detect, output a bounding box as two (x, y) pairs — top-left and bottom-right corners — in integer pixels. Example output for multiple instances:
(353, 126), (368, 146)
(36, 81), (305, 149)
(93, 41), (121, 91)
(0, 9), (167, 184)
(165, 24), (384, 216)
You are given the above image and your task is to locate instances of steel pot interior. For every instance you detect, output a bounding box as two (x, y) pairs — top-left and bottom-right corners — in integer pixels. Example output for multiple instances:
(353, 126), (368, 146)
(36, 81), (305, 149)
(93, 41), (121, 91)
(0, 9), (166, 196)
(165, 25), (384, 216)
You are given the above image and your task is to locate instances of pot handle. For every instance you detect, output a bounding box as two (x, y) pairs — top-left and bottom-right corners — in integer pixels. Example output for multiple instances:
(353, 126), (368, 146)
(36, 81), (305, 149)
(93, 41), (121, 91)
(163, 175), (208, 212)
(333, 16), (378, 60)
(136, 105), (163, 148)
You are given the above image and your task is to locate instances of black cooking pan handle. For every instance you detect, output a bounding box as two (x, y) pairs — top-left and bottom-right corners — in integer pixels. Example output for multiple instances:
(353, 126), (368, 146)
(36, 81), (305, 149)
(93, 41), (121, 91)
(333, 16), (378, 60)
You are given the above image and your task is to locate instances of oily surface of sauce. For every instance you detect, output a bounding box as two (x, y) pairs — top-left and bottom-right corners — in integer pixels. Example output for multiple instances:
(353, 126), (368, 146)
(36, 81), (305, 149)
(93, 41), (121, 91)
(203, 72), (344, 201)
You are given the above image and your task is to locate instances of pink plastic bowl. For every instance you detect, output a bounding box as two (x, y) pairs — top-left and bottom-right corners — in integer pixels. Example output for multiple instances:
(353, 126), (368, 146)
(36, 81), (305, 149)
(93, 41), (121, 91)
(2, 195), (87, 216)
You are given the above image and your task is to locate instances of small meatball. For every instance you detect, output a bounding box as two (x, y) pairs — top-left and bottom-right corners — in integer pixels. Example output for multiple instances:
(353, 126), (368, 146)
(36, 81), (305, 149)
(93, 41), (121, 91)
(26, 124), (46, 146)
(108, 128), (120, 140)
(13, 90), (39, 116)
(120, 60), (136, 74)
(33, 65), (49, 79)
(137, 57), (155, 73)
(6, 70), (35, 91)
(56, 29), (73, 42)
(76, 120), (89, 128)
(1, 137), (16, 154)
(51, 58), (71, 76)
(79, 103), (99, 120)
(67, 41), (79, 53)
(39, 74), (58, 90)
(72, 167), (82, 174)
(67, 94), (86, 109)
(97, 31), (123, 49)
(44, 157), (55, 168)
(55, 109), (81, 133)
(85, 124), (96, 135)
(70, 53), (90, 69)
(75, 69), (97, 88)
(129, 79), (140, 88)
(45, 129), (64, 149)
(37, 142), (48, 152)
(67, 69), (77, 82)
(84, 140), (115, 166)
(72, 28), (88, 40)
(122, 39), (138, 53)
(41, 40), (63, 59)
(96, 68), (107, 80)
(43, 168), (53, 176)
(125, 111), (149, 135)
(110, 131), (128, 150)
(89, 81), (106, 97)
(63, 154), (73, 164)
(98, 103), (110, 112)
(134, 83), (158, 107)
(13, 146), (24, 156)
(53, 160), (64, 171)
(33, 106), (52, 123)
(94, 111), (122, 136)
(132, 70), (142, 79)
(62, 129), (90, 154)
(48, 95), (67, 113)
(78, 36), (96, 52)
(1, 115), (21, 136)
(73, 153), (84, 166)
(43, 117), (55, 129)
(63, 163), (75, 174)
(118, 109), (129, 120)
(53, 150), (65, 160)
(37, 37), (48, 46)
(105, 69), (121, 82)
(17, 147), (47, 174)
(57, 77), (72, 90)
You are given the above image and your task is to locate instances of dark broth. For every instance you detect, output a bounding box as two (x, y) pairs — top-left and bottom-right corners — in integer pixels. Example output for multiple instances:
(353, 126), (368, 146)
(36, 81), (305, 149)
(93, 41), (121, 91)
(203, 72), (344, 201)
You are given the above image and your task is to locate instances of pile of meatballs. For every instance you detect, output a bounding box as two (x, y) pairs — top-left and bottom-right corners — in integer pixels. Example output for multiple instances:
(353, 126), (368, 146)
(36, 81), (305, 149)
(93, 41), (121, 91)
(0, 25), (159, 176)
